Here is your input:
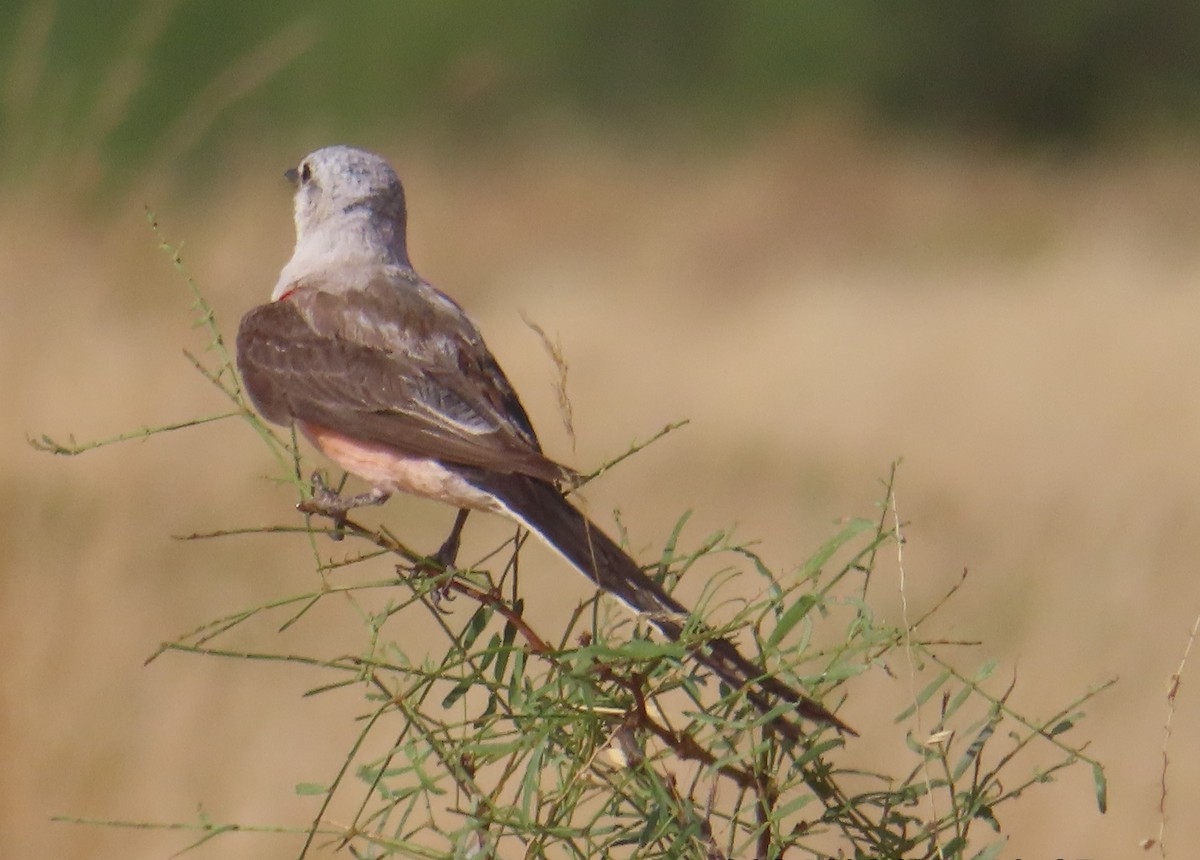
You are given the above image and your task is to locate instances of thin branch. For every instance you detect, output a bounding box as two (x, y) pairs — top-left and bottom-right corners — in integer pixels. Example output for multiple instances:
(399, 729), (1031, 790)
(1150, 610), (1200, 856)
(27, 411), (239, 455)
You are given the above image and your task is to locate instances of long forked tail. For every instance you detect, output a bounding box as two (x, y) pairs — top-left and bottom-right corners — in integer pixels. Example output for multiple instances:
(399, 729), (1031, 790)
(462, 470), (857, 739)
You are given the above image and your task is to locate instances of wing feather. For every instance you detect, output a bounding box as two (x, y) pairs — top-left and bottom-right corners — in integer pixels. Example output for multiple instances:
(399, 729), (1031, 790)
(236, 273), (570, 483)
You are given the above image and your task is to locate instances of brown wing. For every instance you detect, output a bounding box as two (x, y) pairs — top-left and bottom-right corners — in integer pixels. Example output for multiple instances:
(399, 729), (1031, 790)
(236, 272), (570, 483)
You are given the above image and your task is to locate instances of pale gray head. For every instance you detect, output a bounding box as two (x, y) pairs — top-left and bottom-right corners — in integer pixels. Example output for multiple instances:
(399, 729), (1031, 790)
(274, 146), (412, 296)
(287, 145), (407, 237)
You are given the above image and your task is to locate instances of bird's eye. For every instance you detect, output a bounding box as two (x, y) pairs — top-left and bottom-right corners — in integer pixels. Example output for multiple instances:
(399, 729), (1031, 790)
(300, 162), (313, 184)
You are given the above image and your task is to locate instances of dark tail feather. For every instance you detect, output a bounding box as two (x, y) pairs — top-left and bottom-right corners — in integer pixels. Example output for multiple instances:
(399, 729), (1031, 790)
(465, 471), (857, 738)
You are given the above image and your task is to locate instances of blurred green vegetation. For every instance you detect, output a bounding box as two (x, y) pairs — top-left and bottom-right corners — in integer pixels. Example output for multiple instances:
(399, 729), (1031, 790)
(4, 0), (1200, 195)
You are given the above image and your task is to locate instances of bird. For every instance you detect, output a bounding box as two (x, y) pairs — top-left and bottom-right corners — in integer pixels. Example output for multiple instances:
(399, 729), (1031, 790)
(235, 145), (854, 739)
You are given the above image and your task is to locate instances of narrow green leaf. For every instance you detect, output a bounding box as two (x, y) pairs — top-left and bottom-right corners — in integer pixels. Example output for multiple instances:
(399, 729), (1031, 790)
(767, 593), (817, 646)
(903, 730), (930, 757)
(968, 837), (1007, 860)
(772, 791), (818, 818)
(1092, 761), (1108, 812)
(294, 782), (328, 796)
(477, 634), (500, 673)
(480, 692), (498, 719)
(460, 605), (491, 650)
(441, 677), (474, 709)
(1048, 718), (1074, 736)
(973, 659), (998, 682)
(611, 638), (682, 660)
(942, 836), (967, 857)
(508, 648), (526, 707)
(660, 510), (693, 566)
(819, 659), (867, 681)
(941, 680), (975, 723)
(895, 669), (953, 722)
(520, 739), (547, 819)
(797, 518), (874, 583)
(954, 720), (996, 777)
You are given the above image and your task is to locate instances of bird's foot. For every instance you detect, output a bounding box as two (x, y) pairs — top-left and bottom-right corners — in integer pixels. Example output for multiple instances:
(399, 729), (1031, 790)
(297, 471), (390, 540)
(406, 509), (471, 609)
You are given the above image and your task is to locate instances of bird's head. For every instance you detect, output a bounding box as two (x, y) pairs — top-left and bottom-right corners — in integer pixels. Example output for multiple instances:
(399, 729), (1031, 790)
(286, 145), (408, 245)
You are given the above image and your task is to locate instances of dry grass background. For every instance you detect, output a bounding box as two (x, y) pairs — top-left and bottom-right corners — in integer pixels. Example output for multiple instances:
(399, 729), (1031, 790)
(7, 121), (1200, 857)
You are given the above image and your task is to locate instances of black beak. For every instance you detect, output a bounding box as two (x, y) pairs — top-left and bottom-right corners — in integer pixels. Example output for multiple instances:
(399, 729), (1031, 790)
(284, 167), (300, 187)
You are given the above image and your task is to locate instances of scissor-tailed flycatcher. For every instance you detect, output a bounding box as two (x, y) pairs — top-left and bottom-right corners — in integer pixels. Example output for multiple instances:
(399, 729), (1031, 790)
(236, 145), (854, 738)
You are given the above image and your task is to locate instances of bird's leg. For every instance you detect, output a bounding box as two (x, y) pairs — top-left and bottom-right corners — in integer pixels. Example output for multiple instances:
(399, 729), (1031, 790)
(432, 508), (471, 570)
(407, 509), (471, 609)
(297, 470), (390, 539)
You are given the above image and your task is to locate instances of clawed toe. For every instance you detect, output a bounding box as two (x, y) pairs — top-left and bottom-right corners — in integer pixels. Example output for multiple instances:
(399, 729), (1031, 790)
(400, 508), (471, 610)
(296, 471), (390, 539)
(401, 558), (457, 612)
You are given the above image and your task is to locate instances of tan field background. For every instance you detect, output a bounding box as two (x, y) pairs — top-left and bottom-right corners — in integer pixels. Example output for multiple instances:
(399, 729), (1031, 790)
(7, 121), (1200, 857)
